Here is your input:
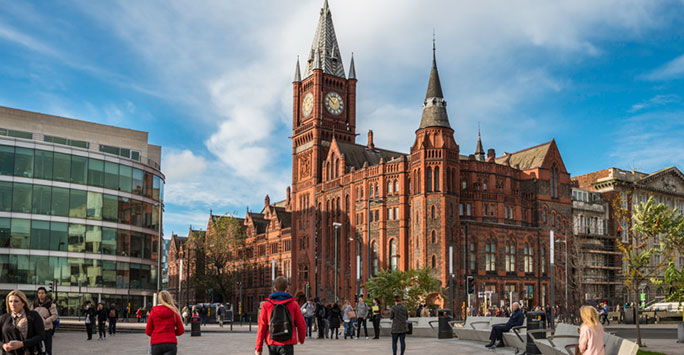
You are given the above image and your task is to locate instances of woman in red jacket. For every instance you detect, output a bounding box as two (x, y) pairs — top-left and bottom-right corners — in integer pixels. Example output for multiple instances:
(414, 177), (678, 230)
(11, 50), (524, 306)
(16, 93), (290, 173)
(145, 290), (184, 355)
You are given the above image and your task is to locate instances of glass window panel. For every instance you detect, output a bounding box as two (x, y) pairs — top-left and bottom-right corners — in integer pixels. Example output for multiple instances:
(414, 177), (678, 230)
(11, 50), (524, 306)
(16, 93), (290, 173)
(0, 217), (10, 248)
(132, 168), (144, 195)
(143, 172), (153, 198)
(30, 220), (50, 250)
(10, 255), (31, 284)
(86, 191), (102, 220)
(32, 255), (51, 285)
(118, 197), (132, 225)
(70, 155), (88, 185)
(0, 145), (14, 175)
(103, 194), (118, 222)
(117, 230), (130, 257)
(85, 225), (101, 253)
(130, 232), (142, 258)
(131, 199), (143, 227)
(143, 202), (153, 229)
(13, 147), (33, 177)
(32, 184), (51, 215)
(102, 227), (117, 255)
(10, 218), (30, 249)
(153, 175), (161, 201)
(102, 260), (116, 288)
(116, 261), (129, 289)
(152, 204), (160, 231)
(85, 259), (98, 286)
(0, 181), (11, 212)
(87, 158), (104, 187)
(0, 254), (7, 284)
(119, 148), (130, 159)
(12, 182), (32, 213)
(143, 233), (151, 259)
(51, 187), (69, 216)
(68, 223), (85, 252)
(151, 234), (158, 262)
(69, 189), (86, 218)
(119, 165), (132, 193)
(131, 151), (140, 161)
(33, 150), (53, 180)
(104, 162), (119, 190)
(130, 263), (141, 289)
(50, 257), (69, 286)
(52, 152), (71, 182)
(50, 222), (68, 251)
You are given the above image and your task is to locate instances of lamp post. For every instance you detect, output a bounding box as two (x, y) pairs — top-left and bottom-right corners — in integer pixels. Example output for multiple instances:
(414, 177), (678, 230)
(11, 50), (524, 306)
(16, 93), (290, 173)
(349, 233), (361, 299)
(333, 222), (342, 302)
(156, 203), (163, 294)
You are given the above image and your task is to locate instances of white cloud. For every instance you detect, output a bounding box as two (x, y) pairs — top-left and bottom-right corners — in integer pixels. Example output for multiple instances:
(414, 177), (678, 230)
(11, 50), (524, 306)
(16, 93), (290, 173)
(628, 94), (681, 112)
(643, 54), (684, 81)
(162, 150), (208, 181)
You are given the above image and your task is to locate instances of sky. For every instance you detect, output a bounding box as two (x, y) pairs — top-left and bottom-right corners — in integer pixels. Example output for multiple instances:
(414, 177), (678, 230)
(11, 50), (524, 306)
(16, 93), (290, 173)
(2, 0), (684, 237)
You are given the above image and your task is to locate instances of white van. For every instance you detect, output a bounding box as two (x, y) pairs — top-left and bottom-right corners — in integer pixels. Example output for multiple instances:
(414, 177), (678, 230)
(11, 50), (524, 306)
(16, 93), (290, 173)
(643, 302), (683, 312)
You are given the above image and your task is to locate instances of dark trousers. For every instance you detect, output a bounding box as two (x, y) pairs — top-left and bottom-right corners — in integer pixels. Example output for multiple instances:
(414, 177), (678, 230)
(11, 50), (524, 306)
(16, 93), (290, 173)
(372, 316), (381, 338)
(108, 317), (117, 334)
(489, 324), (511, 342)
(151, 342), (177, 355)
(356, 317), (368, 337)
(305, 316), (313, 337)
(329, 326), (339, 339)
(391, 332), (406, 355)
(98, 320), (107, 338)
(44, 329), (53, 355)
(268, 344), (294, 355)
(316, 317), (325, 338)
(85, 322), (93, 339)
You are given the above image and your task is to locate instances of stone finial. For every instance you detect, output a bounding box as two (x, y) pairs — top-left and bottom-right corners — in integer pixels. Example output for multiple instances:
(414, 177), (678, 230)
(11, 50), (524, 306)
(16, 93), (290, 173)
(368, 129), (375, 150)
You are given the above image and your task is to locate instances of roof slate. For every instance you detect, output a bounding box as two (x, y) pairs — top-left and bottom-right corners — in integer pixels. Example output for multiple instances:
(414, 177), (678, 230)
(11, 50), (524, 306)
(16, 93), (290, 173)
(495, 141), (552, 170)
(337, 141), (407, 170)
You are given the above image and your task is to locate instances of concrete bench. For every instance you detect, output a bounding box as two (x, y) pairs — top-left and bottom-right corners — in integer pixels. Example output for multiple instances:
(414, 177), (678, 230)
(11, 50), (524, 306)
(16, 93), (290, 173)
(501, 320), (528, 352)
(530, 323), (580, 355)
(453, 316), (511, 342)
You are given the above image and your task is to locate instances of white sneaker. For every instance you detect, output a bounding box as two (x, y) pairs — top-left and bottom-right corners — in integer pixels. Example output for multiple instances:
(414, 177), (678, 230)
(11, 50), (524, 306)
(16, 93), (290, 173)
(365, 336), (369, 339)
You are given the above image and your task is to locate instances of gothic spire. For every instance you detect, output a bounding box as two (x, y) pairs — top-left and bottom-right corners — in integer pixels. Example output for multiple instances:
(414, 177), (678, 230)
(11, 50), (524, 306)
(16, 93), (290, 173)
(418, 35), (450, 130)
(294, 56), (301, 82)
(306, 0), (345, 78)
(475, 125), (485, 161)
(348, 53), (356, 79)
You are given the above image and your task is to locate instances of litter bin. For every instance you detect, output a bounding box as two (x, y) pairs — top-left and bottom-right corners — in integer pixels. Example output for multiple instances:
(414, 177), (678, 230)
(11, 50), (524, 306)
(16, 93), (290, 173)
(437, 309), (453, 339)
(526, 311), (546, 355)
(623, 307), (634, 324)
(191, 315), (201, 336)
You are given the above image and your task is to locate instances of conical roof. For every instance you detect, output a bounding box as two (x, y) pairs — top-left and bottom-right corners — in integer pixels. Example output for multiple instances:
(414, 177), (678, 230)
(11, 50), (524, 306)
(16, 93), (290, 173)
(305, 0), (345, 78)
(475, 128), (485, 161)
(418, 44), (450, 130)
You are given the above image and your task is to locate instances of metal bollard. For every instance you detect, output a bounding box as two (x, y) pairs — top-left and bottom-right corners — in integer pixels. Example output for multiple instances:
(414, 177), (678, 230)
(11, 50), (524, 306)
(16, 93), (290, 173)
(249, 316), (252, 332)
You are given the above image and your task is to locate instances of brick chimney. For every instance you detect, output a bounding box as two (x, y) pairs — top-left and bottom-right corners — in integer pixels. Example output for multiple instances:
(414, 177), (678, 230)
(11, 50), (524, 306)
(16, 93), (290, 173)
(367, 129), (375, 150)
(487, 148), (496, 162)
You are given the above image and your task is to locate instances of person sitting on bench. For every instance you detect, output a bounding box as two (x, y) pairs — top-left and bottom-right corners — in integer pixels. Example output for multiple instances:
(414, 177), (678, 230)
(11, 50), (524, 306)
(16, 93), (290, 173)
(486, 302), (524, 348)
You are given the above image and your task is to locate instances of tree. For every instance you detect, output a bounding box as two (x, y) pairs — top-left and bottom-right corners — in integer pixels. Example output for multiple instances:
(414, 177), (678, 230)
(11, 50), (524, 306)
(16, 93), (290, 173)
(189, 214), (246, 303)
(617, 195), (674, 346)
(365, 268), (444, 312)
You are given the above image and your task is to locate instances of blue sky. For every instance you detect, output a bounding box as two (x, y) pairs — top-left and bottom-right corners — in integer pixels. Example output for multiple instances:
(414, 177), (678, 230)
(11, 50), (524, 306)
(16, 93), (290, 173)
(2, 0), (684, 237)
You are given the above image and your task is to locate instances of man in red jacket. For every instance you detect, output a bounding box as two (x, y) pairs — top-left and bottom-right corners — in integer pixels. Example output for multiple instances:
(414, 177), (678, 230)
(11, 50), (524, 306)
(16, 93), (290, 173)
(255, 276), (306, 355)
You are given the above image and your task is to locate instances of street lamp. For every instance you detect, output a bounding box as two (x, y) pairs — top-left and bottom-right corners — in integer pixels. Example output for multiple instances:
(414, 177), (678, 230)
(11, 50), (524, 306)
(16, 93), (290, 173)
(555, 234), (568, 310)
(349, 233), (361, 300)
(155, 202), (163, 294)
(333, 222), (342, 302)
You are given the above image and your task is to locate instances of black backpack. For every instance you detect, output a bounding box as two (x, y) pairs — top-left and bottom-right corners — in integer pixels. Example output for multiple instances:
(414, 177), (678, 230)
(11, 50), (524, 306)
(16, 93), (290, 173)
(316, 303), (326, 318)
(268, 300), (293, 342)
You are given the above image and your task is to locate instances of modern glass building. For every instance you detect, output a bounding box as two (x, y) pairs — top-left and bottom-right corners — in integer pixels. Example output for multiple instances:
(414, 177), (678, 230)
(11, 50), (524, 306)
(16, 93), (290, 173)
(0, 106), (164, 316)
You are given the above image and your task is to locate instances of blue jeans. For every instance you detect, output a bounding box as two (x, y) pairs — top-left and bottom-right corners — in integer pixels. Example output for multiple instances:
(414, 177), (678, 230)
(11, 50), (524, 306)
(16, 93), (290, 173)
(343, 321), (352, 337)
(392, 332), (406, 355)
(305, 317), (313, 337)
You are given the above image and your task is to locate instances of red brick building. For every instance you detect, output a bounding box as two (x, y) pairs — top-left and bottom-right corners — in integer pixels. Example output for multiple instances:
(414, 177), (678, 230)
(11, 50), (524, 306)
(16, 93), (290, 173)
(169, 0), (573, 314)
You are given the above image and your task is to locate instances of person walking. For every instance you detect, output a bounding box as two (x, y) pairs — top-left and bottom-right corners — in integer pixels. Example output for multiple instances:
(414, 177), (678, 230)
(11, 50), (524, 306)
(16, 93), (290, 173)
(390, 295), (409, 355)
(370, 298), (382, 339)
(200, 305), (208, 326)
(136, 307), (143, 323)
(181, 305), (189, 325)
(577, 305), (605, 355)
(255, 276), (306, 355)
(342, 300), (355, 339)
(1, 290), (45, 355)
(145, 290), (184, 355)
(83, 301), (96, 340)
(218, 304), (226, 328)
(96, 303), (108, 340)
(33, 286), (58, 355)
(300, 299), (315, 338)
(327, 303), (342, 340)
(355, 296), (369, 339)
(314, 298), (326, 339)
(108, 303), (118, 335)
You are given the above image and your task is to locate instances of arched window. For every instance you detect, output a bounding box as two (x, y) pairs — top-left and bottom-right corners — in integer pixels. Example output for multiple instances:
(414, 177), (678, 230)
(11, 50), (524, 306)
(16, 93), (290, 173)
(336, 197), (340, 217)
(371, 241), (379, 276)
(394, 180), (399, 193)
(408, 178), (411, 194)
(334, 157), (339, 178)
(426, 167), (433, 192)
(505, 242), (516, 272)
(469, 241), (476, 271)
(389, 239), (398, 270)
(483, 180), (488, 191)
(434, 166), (440, 192)
(388, 181), (392, 195)
(375, 183), (379, 196)
(485, 240), (496, 271)
(550, 165), (559, 198)
(447, 169), (451, 192)
(327, 161), (331, 181)
(431, 255), (436, 269)
(524, 242), (534, 273)
(462, 179), (467, 190)
(360, 187), (364, 198)
(431, 205), (435, 219)
(431, 230), (436, 244)
(541, 246), (546, 274)
(417, 169), (421, 194)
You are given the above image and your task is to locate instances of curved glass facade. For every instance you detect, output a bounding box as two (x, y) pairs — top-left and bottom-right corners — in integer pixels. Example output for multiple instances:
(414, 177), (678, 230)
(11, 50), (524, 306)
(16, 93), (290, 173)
(0, 141), (164, 316)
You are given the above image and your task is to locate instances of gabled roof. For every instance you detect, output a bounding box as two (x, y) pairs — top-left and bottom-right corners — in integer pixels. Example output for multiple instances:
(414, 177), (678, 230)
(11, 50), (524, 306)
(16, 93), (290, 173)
(248, 212), (268, 234)
(172, 235), (188, 250)
(337, 141), (407, 170)
(495, 141), (552, 170)
(273, 206), (292, 229)
(636, 166), (684, 186)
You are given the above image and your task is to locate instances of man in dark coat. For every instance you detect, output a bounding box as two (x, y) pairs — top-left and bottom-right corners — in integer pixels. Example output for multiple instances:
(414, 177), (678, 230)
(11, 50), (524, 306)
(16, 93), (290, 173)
(486, 302), (524, 348)
(314, 297), (326, 339)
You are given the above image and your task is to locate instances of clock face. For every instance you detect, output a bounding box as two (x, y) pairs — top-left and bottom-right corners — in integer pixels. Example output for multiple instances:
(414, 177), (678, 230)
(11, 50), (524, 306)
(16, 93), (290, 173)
(325, 92), (344, 115)
(302, 93), (314, 117)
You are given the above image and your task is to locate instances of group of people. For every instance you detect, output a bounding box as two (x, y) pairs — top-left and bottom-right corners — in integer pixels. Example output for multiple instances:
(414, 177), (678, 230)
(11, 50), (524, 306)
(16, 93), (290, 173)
(82, 301), (119, 340)
(0, 288), (58, 355)
(298, 296), (383, 340)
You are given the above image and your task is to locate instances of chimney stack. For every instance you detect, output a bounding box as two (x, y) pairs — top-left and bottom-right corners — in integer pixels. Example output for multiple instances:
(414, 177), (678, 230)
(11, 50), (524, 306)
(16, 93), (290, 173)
(487, 148), (496, 162)
(367, 129), (375, 150)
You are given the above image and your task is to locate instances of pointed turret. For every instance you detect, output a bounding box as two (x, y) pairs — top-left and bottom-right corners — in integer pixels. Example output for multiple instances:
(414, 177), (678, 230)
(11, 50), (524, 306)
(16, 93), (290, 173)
(475, 127), (485, 161)
(348, 53), (356, 79)
(418, 38), (450, 130)
(306, 0), (345, 78)
(294, 56), (301, 82)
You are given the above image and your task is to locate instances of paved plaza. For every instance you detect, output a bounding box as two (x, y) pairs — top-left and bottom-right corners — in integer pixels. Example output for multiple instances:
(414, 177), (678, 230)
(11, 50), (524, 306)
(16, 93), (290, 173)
(53, 330), (517, 355)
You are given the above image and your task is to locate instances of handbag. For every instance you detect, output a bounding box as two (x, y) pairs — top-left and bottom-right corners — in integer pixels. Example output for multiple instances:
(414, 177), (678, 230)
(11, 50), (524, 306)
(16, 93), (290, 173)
(346, 310), (356, 319)
(85, 314), (91, 324)
(406, 322), (413, 335)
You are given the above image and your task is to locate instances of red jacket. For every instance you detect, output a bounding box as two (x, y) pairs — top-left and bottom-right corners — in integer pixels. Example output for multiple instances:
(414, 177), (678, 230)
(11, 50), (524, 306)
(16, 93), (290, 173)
(255, 293), (306, 352)
(145, 305), (184, 345)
